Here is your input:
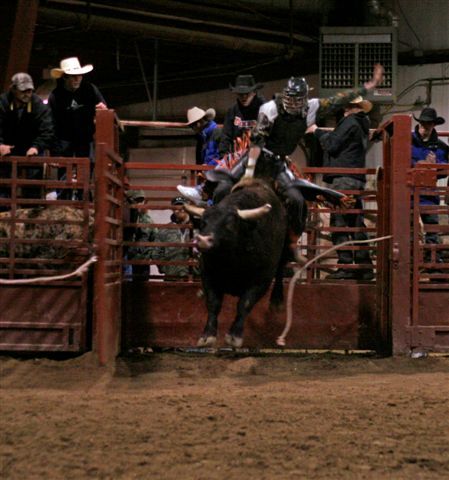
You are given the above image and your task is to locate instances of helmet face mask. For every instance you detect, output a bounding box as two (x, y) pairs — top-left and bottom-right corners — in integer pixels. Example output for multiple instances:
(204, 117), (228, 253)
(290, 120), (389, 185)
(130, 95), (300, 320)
(282, 77), (309, 115)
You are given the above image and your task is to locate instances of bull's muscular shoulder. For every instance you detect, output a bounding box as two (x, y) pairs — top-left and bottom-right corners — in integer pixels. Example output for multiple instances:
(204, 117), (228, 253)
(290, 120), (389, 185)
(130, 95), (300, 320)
(229, 178), (280, 209)
(232, 178), (275, 195)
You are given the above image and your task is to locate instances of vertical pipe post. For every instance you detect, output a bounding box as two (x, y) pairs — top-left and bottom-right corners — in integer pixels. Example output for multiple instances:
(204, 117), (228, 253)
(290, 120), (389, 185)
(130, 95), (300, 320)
(152, 39), (159, 121)
(389, 114), (412, 354)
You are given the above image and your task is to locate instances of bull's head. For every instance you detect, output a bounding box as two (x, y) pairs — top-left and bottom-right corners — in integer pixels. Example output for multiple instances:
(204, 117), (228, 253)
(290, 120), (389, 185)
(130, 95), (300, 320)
(185, 203), (272, 252)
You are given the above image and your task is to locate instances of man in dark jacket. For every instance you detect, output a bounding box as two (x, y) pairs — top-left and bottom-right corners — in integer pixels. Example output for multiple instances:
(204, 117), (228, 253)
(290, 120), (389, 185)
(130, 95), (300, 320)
(48, 57), (107, 198)
(411, 107), (448, 270)
(310, 96), (374, 280)
(218, 74), (265, 162)
(0, 73), (54, 203)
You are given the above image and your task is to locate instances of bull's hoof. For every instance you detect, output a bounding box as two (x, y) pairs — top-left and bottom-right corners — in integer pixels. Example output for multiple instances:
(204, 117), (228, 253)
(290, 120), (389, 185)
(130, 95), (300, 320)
(197, 335), (217, 347)
(225, 333), (243, 348)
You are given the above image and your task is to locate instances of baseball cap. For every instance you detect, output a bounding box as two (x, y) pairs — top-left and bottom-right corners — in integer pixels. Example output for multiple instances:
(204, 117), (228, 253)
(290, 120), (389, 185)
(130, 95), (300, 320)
(171, 196), (186, 206)
(11, 73), (34, 91)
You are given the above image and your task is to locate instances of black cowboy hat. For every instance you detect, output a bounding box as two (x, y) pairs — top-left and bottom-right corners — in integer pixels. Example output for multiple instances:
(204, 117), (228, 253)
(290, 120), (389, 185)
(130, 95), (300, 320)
(229, 74), (263, 94)
(413, 107), (445, 125)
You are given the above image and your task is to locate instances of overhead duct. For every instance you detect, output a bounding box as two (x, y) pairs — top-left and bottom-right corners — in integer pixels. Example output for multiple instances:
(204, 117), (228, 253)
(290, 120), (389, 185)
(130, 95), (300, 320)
(37, 6), (304, 56)
(367, 0), (400, 27)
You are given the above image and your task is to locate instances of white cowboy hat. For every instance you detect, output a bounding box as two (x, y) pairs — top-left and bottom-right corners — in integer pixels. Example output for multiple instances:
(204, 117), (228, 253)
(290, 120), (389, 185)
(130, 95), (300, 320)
(50, 57), (94, 79)
(348, 96), (373, 114)
(186, 107), (216, 125)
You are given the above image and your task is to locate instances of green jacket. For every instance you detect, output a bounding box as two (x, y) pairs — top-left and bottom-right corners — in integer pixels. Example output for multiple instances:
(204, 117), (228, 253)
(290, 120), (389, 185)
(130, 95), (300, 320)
(153, 224), (198, 278)
(125, 210), (157, 260)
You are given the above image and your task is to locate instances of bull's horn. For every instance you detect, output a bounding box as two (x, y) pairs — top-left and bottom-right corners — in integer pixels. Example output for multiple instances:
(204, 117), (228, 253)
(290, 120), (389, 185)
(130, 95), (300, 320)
(183, 204), (205, 217)
(237, 203), (272, 220)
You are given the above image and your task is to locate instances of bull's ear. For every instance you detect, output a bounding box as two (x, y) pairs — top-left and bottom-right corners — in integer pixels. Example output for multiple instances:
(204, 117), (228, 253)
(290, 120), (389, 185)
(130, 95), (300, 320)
(183, 204), (205, 217)
(237, 203), (272, 220)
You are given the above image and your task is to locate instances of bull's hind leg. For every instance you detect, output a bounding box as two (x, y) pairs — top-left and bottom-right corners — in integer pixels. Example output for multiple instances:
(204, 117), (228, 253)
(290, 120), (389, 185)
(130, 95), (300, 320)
(197, 288), (223, 347)
(270, 256), (287, 307)
(226, 283), (270, 348)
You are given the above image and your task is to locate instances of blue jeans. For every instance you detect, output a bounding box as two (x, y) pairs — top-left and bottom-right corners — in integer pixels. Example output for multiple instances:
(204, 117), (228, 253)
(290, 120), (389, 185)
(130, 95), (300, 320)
(328, 176), (372, 266)
(421, 212), (442, 263)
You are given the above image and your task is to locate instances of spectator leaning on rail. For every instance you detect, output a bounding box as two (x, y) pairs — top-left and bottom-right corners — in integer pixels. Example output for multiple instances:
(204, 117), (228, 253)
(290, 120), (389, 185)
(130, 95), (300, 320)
(308, 96), (375, 280)
(411, 107), (449, 273)
(48, 57), (107, 197)
(152, 196), (199, 280)
(0, 73), (54, 204)
(124, 189), (157, 282)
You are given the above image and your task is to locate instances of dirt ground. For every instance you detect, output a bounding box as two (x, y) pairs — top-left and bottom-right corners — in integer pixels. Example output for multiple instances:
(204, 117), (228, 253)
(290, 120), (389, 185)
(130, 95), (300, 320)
(1, 351), (449, 480)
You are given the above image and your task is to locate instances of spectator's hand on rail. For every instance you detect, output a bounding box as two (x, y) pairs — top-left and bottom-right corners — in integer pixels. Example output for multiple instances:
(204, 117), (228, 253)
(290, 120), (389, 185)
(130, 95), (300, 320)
(306, 124), (318, 134)
(364, 63), (384, 90)
(369, 129), (383, 142)
(26, 147), (39, 156)
(425, 151), (437, 163)
(95, 102), (108, 110)
(0, 144), (13, 156)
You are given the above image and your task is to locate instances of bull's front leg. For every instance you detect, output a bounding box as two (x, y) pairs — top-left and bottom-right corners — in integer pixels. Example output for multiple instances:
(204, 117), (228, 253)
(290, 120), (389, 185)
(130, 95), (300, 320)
(226, 282), (270, 348)
(197, 287), (223, 347)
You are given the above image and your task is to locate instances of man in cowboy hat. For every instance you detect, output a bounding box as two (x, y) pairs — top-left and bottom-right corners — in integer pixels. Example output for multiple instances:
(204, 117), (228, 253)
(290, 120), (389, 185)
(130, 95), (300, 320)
(186, 106), (221, 166)
(219, 74), (265, 159)
(48, 57), (107, 170)
(308, 96), (375, 280)
(177, 107), (221, 204)
(0, 72), (54, 204)
(411, 107), (448, 274)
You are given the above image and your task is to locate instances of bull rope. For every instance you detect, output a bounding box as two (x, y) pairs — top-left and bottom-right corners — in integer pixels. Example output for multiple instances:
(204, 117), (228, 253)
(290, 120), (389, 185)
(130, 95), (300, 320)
(276, 235), (392, 346)
(0, 256), (98, 285)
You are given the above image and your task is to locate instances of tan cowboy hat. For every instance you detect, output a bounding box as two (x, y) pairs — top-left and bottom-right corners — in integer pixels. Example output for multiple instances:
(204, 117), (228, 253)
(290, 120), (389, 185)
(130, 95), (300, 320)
(50, 57), (94, 78)
(186, 107), (216, 125)
(348, 96), (373, 113)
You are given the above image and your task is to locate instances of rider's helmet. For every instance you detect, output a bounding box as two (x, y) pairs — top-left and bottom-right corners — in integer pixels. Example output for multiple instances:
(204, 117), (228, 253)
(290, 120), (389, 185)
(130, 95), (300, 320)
(282, 77), (309, 115)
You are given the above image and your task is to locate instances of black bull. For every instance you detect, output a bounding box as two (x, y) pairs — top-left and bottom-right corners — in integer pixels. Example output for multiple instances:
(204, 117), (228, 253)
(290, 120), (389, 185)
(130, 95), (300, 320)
(185, 178), (345, 348)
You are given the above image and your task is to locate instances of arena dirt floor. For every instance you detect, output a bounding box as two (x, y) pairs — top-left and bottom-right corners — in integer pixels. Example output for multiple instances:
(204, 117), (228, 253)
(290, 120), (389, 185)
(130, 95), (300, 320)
(1, 351), (449, 480)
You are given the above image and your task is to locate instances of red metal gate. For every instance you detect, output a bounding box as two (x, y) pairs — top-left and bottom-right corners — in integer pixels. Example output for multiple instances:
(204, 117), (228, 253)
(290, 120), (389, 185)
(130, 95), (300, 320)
(93, 110), (124, 365)
(2, 112), (447, 359)
(0, 155), (91, 351)
(121, 141), (383, 352)
(379, 115), (449, 354)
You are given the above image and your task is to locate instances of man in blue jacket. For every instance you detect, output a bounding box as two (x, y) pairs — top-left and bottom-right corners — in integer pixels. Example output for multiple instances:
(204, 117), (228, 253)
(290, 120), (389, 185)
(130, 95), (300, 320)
(411, 107), (448, 270)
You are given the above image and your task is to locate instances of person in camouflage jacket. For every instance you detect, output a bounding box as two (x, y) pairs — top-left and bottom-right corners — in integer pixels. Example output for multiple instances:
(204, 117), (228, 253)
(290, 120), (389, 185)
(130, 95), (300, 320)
(152, 196), (199, 280)
(124, 190), (157, 281)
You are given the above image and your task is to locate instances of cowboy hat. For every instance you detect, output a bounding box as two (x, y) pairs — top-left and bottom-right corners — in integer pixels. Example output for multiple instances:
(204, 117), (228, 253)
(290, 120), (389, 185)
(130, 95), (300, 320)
(413, 107), (445, 125)
(229, 75), (263, 94)
(51, 57), (94, 79)
(348, 96), (373, 114)
(186, 107), (216, 125)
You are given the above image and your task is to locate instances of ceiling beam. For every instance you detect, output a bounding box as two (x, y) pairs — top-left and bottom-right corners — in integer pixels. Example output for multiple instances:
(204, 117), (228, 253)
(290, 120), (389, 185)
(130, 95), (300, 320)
(0, 0), (39, 90)
(37, 6), (304, 56)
